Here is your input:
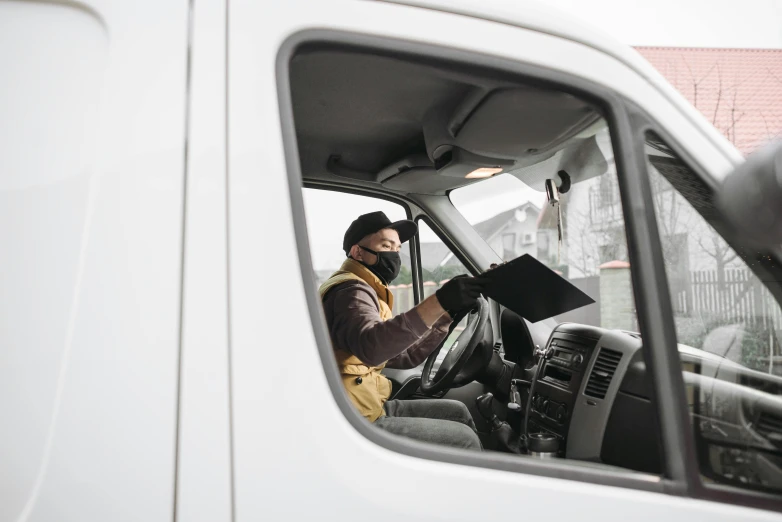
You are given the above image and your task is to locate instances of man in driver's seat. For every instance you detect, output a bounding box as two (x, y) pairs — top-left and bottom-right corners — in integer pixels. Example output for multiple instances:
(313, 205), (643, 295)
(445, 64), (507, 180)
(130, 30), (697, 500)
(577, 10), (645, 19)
(320, 211), (486, 450)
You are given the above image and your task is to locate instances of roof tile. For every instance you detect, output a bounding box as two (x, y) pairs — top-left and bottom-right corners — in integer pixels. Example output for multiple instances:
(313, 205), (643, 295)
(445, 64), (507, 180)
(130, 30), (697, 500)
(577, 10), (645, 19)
(635, 47), (782, 155)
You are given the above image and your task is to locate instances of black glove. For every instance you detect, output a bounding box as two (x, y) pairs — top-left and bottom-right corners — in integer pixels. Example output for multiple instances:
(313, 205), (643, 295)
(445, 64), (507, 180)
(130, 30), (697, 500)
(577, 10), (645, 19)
(435, 275), (488, 316)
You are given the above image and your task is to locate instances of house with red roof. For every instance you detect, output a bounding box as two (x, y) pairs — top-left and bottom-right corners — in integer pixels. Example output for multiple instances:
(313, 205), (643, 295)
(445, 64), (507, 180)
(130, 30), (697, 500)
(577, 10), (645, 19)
(536, 47), (782, 266)
(635, 47), (782, 155)
(487, 47), (782, 272)
(531, 48), (782, 328)
(414, 48), (782, 326)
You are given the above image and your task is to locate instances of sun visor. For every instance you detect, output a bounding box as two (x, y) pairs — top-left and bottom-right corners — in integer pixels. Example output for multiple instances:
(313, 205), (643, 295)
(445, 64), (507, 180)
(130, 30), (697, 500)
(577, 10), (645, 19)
(423, 87), (601, 163)
(381, 166), (472, 194)
(508, 134), (610, 191)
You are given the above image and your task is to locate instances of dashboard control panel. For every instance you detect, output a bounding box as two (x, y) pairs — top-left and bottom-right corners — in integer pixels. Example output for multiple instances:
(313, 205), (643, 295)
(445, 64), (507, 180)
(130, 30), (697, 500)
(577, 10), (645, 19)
(548, 337), (589, 371)
(528, 325), (601, 450)
(531, 393), (568, 424)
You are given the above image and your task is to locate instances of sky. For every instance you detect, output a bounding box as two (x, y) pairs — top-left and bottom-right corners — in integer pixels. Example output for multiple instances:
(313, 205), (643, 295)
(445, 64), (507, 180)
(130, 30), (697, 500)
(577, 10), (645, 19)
(544, 0), (782, 48)
(303, 0), (782, 270)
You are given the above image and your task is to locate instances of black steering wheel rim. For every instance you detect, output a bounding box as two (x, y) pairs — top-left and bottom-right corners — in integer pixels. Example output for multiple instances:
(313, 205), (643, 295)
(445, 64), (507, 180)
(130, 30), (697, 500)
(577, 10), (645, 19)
(419, 297), (489, 395)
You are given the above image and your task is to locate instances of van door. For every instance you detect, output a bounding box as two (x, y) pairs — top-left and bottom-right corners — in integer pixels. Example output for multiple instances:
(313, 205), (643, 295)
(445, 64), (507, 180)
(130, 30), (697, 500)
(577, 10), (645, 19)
(1, 1), (189, 520)
(175, 0), (233, 520)
(226, 0), (779, 519)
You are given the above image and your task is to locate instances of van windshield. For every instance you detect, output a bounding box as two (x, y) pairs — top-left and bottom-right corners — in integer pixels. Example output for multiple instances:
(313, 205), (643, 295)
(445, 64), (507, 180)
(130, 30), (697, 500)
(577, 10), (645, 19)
(450, 174), (546, 263)
(450, 152), (636, 331)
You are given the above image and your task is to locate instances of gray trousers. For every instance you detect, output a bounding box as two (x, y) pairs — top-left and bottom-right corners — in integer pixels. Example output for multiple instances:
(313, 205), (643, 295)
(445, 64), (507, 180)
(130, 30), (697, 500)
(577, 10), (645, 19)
(374, 399), (482, 450)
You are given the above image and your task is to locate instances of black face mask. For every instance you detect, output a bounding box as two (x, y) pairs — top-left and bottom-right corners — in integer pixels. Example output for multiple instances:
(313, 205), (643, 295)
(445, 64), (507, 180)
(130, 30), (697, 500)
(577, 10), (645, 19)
(357, 245), (402, 285)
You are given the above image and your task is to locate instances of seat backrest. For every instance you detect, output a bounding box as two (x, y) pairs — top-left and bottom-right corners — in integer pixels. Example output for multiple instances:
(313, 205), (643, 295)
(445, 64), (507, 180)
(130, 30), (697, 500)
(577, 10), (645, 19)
(500, 308), (534, 368)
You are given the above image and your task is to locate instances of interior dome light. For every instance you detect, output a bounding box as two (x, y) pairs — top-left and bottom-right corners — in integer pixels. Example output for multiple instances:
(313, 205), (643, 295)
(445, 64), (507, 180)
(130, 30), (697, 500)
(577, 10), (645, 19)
(465, 167), (503, 178)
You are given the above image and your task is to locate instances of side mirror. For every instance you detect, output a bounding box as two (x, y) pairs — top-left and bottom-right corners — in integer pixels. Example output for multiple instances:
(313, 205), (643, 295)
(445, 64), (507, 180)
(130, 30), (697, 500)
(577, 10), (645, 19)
(717, 142), (782, 244)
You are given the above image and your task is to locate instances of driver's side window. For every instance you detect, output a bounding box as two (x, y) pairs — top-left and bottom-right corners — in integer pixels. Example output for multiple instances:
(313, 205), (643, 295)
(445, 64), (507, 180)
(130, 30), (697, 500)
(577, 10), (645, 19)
(302, 188), (415, 315)
(417, 220), (471, 371)
(645, 132), (782, 496)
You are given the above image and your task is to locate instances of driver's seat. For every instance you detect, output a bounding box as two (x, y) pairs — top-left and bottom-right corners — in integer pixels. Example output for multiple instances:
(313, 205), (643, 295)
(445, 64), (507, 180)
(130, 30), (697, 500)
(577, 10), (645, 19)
(501, 309), (535, 368)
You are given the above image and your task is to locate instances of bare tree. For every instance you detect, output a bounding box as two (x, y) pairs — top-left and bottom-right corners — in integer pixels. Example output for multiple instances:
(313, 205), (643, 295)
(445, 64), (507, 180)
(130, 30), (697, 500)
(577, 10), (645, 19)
(566, 206), (601, 278)
(646, 162), (694, 267)
(672, 60), (747, 282)
(563, 177), (628, 278)
(696, 231), (738, 286)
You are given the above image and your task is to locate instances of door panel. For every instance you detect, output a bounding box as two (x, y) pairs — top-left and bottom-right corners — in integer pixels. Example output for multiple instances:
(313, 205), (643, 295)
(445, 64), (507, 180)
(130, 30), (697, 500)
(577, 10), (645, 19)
(227, 0), (777, 519)
(0, 1), (189, 520)
(176, 0), (233, 520)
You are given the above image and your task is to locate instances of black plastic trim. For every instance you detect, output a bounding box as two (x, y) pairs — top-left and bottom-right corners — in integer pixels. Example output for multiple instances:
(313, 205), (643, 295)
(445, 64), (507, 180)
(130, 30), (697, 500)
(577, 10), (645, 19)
(276, 28), (670, 495)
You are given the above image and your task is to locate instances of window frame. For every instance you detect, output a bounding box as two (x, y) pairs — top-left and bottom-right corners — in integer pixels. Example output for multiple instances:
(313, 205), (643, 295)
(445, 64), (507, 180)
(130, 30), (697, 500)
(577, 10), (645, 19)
(278, 29), (694, 497)
(414, 215), (481, 279)
(302, 181), (423, 306)
(631, 110), (782, 511)
(301, 185), (482, 308)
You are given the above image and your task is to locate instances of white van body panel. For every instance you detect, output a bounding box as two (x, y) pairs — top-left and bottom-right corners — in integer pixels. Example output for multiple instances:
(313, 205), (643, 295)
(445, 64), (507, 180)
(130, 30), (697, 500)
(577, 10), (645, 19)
(227, 1), (774, 520)
(176, 0), (233, 521)
(0, 0), (777, 520)
(0, 0), (187, 520)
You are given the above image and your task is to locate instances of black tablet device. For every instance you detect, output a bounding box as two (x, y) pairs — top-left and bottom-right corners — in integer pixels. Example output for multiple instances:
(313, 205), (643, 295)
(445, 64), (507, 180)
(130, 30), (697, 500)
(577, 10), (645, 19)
(481, 254), (595, 322)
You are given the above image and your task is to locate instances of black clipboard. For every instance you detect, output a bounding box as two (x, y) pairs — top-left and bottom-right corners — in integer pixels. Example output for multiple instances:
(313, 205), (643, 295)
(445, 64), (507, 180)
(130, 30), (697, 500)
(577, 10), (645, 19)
(481, 254), (595, 323)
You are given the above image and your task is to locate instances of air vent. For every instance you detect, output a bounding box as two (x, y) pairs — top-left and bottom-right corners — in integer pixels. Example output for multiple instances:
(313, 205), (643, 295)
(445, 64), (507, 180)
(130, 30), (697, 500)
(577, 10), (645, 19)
(757, 412), (782, 446)
(584, 348), (622, 399)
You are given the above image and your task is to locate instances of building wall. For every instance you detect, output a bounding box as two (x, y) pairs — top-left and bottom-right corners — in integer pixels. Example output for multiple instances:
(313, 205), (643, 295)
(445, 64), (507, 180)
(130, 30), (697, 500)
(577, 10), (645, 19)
(599, 265), (636, 331)
(488, 207), (539, 261)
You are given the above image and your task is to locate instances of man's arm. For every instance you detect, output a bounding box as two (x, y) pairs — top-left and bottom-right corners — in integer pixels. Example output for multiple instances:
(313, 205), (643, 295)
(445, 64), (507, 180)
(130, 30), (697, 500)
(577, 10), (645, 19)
(413, 293), (450, 327)
(385, 314), (452, 369)
(323, 275), (486, 367)
(324, 281), (439, 366)
(385, 275), (489, 368)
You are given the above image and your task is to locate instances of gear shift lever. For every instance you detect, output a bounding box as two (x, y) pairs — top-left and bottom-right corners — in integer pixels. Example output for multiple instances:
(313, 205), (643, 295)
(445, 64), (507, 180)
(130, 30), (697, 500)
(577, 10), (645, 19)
(475, 393), (523, 454)
(475, 393), (503, 431)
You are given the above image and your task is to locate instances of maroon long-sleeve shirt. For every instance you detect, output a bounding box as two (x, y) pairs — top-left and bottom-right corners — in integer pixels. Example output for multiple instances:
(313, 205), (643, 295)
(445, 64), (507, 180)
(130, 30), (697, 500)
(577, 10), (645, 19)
(322, 280), (452, 369)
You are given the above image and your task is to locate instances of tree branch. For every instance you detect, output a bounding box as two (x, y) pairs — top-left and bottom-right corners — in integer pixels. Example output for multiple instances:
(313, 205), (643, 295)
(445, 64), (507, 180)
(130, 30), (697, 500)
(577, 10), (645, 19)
(724, 250), (738, 264)
(712, 65), (722, 126)
(683, 58), (699, 109)
(696, 234), (717, 258)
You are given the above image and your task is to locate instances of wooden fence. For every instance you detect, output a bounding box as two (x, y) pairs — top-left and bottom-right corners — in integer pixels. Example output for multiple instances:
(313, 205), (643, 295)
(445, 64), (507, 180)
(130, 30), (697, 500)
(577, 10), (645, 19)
(671, 269), (782, 331)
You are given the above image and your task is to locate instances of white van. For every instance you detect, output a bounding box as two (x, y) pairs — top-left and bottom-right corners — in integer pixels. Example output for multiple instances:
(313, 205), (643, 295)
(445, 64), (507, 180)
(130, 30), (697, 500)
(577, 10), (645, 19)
(2, 0), (782, 520)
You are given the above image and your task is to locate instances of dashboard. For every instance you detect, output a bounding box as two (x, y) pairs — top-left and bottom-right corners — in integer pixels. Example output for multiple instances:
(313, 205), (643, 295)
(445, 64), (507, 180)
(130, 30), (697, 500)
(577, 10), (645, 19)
(386, 311), (781, 488)
(514, 320), (782, 490)
(521, 323), (663, 472)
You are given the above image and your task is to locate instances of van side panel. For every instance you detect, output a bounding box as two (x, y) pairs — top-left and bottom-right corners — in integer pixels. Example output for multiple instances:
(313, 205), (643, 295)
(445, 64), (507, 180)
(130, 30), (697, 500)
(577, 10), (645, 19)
(0, 1), (188, 520)
(176, 0), (234, 520)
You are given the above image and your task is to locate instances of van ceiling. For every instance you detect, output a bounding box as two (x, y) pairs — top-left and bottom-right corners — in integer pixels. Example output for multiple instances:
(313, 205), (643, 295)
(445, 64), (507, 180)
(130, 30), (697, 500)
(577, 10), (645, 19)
(289, 46), (600, 195)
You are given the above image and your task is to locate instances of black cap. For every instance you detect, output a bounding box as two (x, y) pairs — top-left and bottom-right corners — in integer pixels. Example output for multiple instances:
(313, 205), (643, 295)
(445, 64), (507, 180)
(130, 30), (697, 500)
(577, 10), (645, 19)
(343, 211), (417, 254)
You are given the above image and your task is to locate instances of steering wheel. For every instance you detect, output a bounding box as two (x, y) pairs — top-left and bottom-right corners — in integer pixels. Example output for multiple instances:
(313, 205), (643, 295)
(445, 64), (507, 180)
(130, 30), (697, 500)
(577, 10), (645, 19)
(420, 297), (490, 395)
